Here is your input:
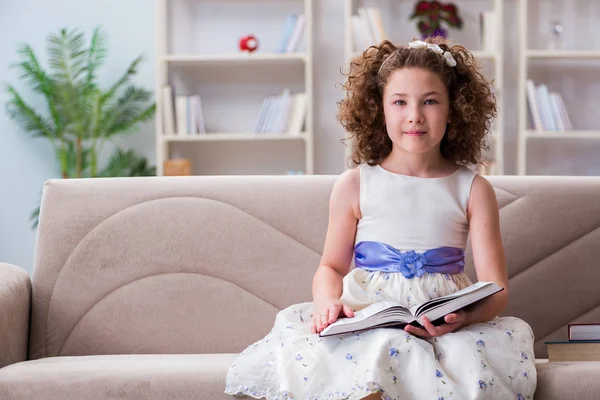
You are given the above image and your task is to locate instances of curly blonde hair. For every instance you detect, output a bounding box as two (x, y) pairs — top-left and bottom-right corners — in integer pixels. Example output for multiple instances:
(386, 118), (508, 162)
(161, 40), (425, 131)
(337, 37), (496, 167)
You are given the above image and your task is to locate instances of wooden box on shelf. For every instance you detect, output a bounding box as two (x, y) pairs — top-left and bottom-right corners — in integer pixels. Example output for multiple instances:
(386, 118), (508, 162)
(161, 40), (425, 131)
(164, 158), (192, 176)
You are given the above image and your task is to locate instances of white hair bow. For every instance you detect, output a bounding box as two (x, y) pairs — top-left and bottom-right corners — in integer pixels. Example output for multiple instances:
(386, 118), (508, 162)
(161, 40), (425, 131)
(408, 40), (457, 67)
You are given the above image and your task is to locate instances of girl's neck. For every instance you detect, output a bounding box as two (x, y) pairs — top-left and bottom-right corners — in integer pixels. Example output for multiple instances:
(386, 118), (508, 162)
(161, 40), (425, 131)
(380, 148), (455, 178)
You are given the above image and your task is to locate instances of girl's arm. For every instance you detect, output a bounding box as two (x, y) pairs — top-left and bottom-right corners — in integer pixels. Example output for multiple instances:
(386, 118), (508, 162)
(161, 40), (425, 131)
(463, 174), (509, 324)
(311, 168), (361, 334)
(404, 174), (508, 337)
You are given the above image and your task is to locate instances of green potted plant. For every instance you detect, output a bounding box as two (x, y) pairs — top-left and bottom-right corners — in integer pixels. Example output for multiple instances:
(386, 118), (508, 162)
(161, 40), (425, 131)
(5, 27), (156, 227)
(410, 1), (463, 39)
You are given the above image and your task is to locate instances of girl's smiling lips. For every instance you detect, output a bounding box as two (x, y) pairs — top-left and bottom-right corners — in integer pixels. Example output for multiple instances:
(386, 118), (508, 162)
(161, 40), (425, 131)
(405, 130), (427, 136)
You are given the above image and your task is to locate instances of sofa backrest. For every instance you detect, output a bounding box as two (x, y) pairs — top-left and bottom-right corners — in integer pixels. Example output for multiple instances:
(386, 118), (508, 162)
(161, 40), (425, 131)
(29, 175), (600, 360)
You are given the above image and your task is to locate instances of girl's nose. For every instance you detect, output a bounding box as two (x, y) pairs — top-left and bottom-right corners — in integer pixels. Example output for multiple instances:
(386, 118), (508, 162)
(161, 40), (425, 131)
(408, 107), (424, 124)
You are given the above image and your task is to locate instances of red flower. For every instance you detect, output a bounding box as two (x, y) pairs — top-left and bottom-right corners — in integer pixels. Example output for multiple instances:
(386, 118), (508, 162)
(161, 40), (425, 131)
(416, 1), (432, 12)
(410, 0), (463, 35)
(442, 3), (457, 13)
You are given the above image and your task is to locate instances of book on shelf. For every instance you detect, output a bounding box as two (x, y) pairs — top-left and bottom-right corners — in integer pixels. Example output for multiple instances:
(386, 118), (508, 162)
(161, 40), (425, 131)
(319, 281), (503, 337)
(162, 85), (176, 135)
(479, 10), (497, 53)
(352, 7), (388, 54)
(526, 79), (572, 133)
(276, 14), (306, 53)
(253, 90), (307, 134)
(545, 340), (600, 362)
(162, 85), (206, 136)
(569, 323), (600, 341)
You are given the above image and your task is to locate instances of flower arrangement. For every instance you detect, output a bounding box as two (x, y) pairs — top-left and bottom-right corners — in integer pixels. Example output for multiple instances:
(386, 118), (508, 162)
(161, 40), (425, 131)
(409, 1), (463, 38)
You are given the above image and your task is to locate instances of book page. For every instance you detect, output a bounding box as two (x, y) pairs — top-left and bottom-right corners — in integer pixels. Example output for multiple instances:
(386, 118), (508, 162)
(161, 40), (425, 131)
(338, 301), (405, 325)
(319, 301), (412, 336)
(408, 281), (492, 316)
(414, 282), (502, 325)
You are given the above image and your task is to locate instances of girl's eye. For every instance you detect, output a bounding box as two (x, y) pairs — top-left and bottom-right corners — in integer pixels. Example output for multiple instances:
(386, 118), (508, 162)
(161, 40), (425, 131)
(394, 100), (406, 106)
(425, 99), (438, 105)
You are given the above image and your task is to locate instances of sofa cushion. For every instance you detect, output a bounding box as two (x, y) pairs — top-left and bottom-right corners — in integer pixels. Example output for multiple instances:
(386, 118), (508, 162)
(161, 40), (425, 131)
(0, 354), (237, 400)
(1, 355), (598, 400)
(535, 361), (600, 400)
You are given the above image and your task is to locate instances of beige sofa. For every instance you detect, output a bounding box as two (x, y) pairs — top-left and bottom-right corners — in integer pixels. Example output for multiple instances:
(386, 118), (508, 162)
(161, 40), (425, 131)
(1, 175), (599, 399)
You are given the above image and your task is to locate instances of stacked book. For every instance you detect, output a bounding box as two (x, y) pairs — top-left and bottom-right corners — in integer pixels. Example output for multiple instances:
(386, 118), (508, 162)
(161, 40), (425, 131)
(479, 10), (497, 53)
(276, 14), (306, 53)
(545, 323), (600, 362)
(351, 7), (388, 53)
(526, 79), (573, 133)
(253, 89), (307, 134)
(162, 85), (206, 136)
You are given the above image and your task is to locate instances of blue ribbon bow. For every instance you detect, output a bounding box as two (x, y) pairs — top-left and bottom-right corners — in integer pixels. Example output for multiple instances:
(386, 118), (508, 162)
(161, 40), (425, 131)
(354, 241), (465, 279)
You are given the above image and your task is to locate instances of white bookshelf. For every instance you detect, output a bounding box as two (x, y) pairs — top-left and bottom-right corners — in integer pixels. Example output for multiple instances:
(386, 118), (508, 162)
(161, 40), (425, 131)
(163, 53), (309, 64)
(517, 0), (600, 175)
(155, 0), (314, 176)
(162, 133), (307, 142)
(342, 0), (505, 175)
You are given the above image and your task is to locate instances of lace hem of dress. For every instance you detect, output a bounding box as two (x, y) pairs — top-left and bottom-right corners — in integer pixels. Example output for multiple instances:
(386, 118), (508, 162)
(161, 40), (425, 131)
(225, 381), (388, 400)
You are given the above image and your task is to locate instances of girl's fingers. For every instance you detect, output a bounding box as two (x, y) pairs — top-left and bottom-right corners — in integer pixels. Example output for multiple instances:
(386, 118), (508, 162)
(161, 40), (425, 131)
(421, 316), (439, 336)
(343, 304), (355, 318)
(444, 312), (463, 324)
(328, 304), (341, 324)
(315, 314), (322, 333)
(318, 311), (329, 332)
(404, 324), (431, 337)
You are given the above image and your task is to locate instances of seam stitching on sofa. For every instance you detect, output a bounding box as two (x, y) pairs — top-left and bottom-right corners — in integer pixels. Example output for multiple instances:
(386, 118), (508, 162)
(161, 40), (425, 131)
(57, 271), (281, 355)
(507, 223), (600, 282)
(493, 186), (520, 200)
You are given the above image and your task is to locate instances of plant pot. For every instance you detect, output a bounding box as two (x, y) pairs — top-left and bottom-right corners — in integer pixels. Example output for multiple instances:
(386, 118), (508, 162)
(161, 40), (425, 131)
(422, 27), (448, 39)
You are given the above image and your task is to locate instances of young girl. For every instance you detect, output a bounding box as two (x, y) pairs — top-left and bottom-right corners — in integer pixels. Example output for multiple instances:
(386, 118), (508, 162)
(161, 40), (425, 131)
(225, 37), (537, 400)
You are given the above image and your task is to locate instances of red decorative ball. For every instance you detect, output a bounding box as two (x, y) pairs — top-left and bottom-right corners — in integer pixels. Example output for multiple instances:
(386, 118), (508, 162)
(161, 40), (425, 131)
(239, 34), (259, 53)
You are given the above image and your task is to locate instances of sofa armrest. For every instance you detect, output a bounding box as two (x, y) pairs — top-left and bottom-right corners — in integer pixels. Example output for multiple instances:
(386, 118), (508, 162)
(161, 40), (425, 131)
(0, 263), (31, 368)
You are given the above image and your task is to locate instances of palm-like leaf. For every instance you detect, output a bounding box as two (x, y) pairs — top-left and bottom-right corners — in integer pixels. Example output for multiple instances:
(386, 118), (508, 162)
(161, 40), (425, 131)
(99, 86), (155, 137)
(47, 29), (89, 139)
(13, 45), (54, 94)
(5, 85), (57, 140)
(10, 45), (64, 136)
(98, 148), (155, 177)
(48, 28), (87, 85)
(30, 204), (41, 229)
(86, 27), (107, 88)
(100, 55), (144, 105)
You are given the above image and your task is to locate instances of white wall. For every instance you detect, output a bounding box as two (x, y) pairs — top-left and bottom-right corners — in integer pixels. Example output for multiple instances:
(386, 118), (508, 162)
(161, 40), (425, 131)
(1, 0), (599, 275)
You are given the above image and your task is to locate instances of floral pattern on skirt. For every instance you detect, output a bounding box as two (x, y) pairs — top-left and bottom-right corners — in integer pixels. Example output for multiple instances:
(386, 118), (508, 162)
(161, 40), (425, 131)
(225, 270), (537, 400)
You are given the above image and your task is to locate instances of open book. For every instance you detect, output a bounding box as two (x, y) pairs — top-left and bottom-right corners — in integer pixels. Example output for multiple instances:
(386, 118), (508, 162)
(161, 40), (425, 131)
(319, 281), (503, 337)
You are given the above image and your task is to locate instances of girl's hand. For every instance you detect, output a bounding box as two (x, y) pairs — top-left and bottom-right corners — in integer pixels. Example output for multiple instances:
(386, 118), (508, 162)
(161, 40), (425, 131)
(310, 297), (355, 334)
(404, 310), (468, 338)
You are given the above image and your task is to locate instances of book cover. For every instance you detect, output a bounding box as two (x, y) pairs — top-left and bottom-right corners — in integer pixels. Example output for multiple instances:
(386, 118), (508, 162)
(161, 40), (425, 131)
(568, 323), (600, 341)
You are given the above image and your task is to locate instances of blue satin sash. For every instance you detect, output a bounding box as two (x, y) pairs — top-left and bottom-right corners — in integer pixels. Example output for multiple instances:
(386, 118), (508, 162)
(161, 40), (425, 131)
(354, 241), (465, 279)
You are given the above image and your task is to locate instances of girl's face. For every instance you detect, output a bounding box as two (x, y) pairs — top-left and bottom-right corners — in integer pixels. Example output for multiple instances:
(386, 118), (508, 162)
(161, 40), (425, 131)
(382, 67), (450, 156)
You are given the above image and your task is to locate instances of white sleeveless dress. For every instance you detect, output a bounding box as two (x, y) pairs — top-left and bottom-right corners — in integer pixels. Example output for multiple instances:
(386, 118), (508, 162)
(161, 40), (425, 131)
(225, 164), (537, 400)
